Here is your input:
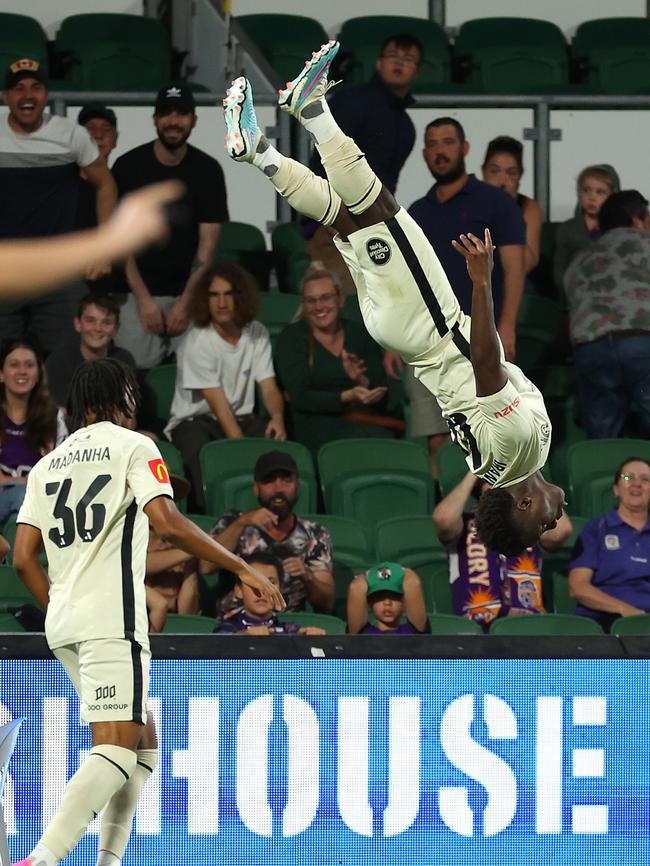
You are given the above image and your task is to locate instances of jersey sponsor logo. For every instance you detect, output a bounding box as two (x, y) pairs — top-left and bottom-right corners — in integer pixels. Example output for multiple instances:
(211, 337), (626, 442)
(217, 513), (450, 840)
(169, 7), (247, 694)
(366, 238), (391, 265)
(149, 458), (170, 484)
(482, 460), (507, 486)
(604, 534), (620, 551)
(493, 397), (521, 419)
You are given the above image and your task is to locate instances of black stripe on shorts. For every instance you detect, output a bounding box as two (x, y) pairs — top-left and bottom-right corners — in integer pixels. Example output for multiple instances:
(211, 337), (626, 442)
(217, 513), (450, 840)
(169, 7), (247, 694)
(120, 499), (144, 722)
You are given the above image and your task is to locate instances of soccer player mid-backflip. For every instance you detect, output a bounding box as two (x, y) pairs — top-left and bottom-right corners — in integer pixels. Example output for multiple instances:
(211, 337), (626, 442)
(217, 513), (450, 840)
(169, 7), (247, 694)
(223, 40), (565, 556)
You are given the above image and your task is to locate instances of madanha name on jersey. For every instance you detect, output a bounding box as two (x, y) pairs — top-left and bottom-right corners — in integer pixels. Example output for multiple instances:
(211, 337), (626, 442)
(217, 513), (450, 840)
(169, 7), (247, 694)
(49, 446), (111, 470)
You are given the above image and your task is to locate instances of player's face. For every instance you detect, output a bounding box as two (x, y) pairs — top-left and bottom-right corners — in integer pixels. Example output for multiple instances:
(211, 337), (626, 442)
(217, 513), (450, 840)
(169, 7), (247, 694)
(482, 152), (521, 198)
(74, 304), (118, 352)
(518, 482), (566, 547)
(4, 77), (48, 132)
(208, 277), (237, 327)
(376, 40), (421, 91)
(369, 591), (404, 627)
(84, 118), (118, 160)
(255, 471), (299, 520)
(423, 124), (468, 184)
(236, 562), (282, 617)
(302, 276), (343, 333)
(0, 347), (39, 397)
(154, 109), (195, 150)
(578, 176), (612, 218)
(613, 460), (650, 513)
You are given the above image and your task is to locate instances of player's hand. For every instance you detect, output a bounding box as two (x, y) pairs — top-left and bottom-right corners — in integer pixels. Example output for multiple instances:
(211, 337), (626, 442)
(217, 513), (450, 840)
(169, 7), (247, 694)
(241, 507), (279, 532)
(137, 296), (166, 336)
(166, 297), (190, 337)
(264, 417), (287, 440)
(497, 320), (516, 361)
(237, 562), (286, 611)
(102, 180), (185, 259)
(383, 350), (404, 380)
(341, 350), (368, 384)
(451, 228), (495, 286)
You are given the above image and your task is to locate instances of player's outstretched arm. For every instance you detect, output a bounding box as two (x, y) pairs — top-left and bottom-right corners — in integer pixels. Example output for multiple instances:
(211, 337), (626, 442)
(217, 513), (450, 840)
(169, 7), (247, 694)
(452, 229), (507, 398)
(0, 180), (183, 299)
(13, 524), (50, 610)
(144, 495), (285, 610)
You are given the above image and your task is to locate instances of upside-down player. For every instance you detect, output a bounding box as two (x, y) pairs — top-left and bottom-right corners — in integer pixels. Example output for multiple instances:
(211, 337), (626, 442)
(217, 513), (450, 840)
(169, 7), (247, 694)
(223, 40), (565, 555)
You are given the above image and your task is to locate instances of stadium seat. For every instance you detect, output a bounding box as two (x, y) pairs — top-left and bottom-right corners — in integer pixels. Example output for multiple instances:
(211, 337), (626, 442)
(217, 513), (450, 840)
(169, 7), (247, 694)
(539, 515), (589, 596)
(155, 440), (189, 513)
(301, 513), (371, 568)
(144, 364), (177, 433)
(454, 17), (570, 93)
(257, 293), (301, 351)
(163, 613), (215, 634)
(427, 613), (483, 635)
(0, 564), (39, 610)
(271, 223), (310, 294)
(610, 613), (650, 636)
(278, 610), (347, 634)
(1, 520), (48, 566)
(215, 221), (272, 290)
(336, 15), (454, 93)
(0, 13), (48, 75)
(55, 14), (170, 90)
(567, 439), (650, 517)
(573, 18), (650, 94)
(199, 438), (317, 517)
(0, 612), (25, 633)
(236, 14), (329, 85)
(516, 294), (562, 373)
(528, 221), (560, 297)
(550, 571), (574, 615)
(436, 441), (470, 498)
(318, 439), (435, 536)
(186, 512), (218, 534)
(489, 613), (603, 636)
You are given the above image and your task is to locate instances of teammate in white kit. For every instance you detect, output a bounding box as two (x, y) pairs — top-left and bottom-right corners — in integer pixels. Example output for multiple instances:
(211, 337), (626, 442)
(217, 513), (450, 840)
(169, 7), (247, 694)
(11, 358), (284, 866)
(223, 40), (566, 556)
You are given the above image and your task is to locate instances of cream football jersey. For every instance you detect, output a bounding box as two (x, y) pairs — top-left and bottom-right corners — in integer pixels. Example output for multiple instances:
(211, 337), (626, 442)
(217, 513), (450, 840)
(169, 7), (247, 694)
(17, 422), (173, 649)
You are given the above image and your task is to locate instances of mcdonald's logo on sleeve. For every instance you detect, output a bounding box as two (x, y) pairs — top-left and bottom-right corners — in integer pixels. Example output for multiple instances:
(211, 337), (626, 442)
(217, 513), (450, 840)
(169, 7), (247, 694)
(148, 458), (171, 484)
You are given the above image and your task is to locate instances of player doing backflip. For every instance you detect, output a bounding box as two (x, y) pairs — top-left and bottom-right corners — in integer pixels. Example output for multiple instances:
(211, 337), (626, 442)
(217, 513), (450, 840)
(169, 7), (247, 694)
(223, 40), (565, 555)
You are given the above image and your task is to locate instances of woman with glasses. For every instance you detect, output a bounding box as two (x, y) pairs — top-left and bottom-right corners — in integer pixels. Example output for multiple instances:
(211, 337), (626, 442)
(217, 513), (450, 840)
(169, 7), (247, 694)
(568, 457), (650, 631)
(274, 265), (399, 456)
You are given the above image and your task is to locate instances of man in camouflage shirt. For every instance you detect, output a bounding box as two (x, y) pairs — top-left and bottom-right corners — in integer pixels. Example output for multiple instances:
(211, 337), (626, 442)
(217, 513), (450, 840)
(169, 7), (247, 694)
(564, 189), (650, 438)
(202, 450), (334, 613)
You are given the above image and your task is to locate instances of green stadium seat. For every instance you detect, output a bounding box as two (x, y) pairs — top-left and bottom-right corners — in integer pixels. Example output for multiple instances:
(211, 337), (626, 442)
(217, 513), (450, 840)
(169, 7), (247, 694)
(199, 438), (317, 517)
(0, 612), (26, 632)
(0, 13), (48, 75)
(215, 221), (272, 290)
(186, 512), (219, 534)
(427, 613), (482, 635)
(337, 15), (455, 93)
(0, 564), (39, 610)
(489, 612), (603, 636)
(163, 613), (215, 634)
(257, 293), (301, 351)
(271, 223), (310, 294)
(1, 520), (48, 567)
(454, 17), (570, 93)
(436, 441), (470, 498)
(236, 14), (329, 85)
(155, 440), (189, 513)
(610, 613), (650, 636)
(567, 439), (650, 517)
(278, 610), (346, 634)
(144, 364), (177, 433)
(55, 14), (170, 90)
(516, 294), (561, 373)
(318, 439), (435, 536)
(573, 18), (650, 94)
(550, 571), (574, 615)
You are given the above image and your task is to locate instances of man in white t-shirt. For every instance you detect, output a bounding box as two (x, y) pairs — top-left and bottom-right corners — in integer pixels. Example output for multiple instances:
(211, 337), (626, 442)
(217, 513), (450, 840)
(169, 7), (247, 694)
(165, 261), (286, 511)
(11, 357), (283, 866)
(222, 41), (566, 556)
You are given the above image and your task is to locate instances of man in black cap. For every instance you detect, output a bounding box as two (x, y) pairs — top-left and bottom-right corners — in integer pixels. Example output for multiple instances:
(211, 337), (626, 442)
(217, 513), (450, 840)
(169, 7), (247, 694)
(204, 450), (335, 614)
(111, 83), (229, 369)
(0, 58), (117, 352)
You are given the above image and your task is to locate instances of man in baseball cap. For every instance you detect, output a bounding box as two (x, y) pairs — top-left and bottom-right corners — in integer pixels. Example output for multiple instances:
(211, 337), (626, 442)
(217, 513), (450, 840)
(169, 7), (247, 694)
(4, 58), (48, 134)
(154, 83), (196, 117)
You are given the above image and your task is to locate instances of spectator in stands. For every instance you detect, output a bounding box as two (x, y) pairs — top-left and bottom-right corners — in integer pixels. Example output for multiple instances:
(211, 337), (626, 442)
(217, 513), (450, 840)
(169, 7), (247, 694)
(569, 457), (650, 631)
(0, 340), (66, 524)
(347, 562), (430, 634)
(306, 33), (423, 293)
(397, 117), (525, 474)
(0, 58), (117, 352)
(274, 266), (396, 456)
(77, 105), (119, 229)
(481, 135), (543, 279)
(214, 551), (326, 634)
(204, 450), (335, 613)
(433, 471), (572, 628)
(563, 189), (650, 439)
(553, 163), (619, 292)
(112, 84), (228, 368)
(165, 262), (286, 511)
(45, 293), (135, 409)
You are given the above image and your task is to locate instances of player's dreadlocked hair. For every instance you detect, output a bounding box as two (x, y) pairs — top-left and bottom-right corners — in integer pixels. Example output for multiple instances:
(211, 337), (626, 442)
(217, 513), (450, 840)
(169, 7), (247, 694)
(475, 488), (528, 557)
(67, 358), (139, 430)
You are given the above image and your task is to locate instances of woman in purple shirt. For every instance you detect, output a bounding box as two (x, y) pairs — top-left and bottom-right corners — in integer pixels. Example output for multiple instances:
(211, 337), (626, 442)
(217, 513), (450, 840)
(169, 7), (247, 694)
(0, 340), (65, 525)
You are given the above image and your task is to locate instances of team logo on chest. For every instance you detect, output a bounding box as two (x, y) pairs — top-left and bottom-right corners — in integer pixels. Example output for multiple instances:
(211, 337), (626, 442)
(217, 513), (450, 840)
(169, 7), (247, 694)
(604, 534), (620, 551)
(366, 238), (392, 265)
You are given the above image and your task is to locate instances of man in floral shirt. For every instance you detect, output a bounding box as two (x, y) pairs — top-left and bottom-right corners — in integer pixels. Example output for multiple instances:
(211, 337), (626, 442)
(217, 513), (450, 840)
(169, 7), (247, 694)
(203, 450), (334, 613)
(564, 189), (650, 439)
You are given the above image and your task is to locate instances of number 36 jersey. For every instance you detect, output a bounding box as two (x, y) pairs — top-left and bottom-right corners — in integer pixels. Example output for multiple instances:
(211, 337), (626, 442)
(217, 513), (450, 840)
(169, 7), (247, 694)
(17, 422), (173, 650)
